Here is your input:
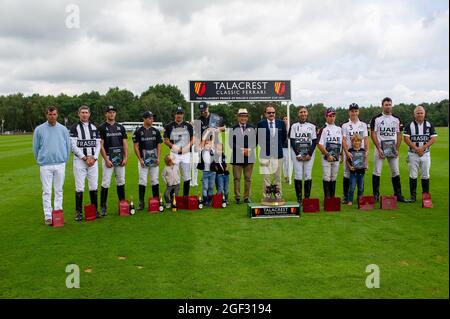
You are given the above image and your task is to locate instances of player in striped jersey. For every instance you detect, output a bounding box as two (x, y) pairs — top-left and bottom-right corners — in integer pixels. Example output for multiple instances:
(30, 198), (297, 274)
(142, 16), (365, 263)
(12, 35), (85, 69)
(370, 97), (407, 202)
(403, 106), (438, 202)
(70, 105), (101, 221)
(289, 106), (317, 203)
(317, 107), (342, 199)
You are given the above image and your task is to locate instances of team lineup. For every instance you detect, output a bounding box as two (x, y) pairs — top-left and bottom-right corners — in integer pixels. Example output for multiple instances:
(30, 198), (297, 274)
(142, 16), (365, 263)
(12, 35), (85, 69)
(32, 97), (438, 225)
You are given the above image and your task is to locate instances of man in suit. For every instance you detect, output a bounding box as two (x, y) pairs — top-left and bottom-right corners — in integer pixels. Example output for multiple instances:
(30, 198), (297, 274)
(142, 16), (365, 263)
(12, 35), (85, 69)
(256, 104), (287, 198)
(228, 108), (256, 204)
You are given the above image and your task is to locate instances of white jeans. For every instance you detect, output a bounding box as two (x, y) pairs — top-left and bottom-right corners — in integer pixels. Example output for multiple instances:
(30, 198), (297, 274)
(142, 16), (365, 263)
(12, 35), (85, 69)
(101, 159), (125, 188)
(39, 163), (66, 220)
(372, 150), (399, 177)
(407, 152), (431, 179)
(73, 158), (98, 192)
(138, 163), (159, 186)
(291, 149), (315, 180)
(321, 158), (340, 181)
(172, 151), (191, 181)
(282, 148), (293, 179)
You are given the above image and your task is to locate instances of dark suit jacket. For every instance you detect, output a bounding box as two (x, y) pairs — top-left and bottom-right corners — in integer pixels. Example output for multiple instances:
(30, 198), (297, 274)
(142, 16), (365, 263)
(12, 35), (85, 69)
(256, 119), (287, 159)
(228, 123), (256, 165)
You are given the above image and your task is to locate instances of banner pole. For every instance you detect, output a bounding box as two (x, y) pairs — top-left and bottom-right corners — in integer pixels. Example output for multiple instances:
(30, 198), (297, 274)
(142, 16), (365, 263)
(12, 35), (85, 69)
(287, 101), (292, 185)
(191, 102), (194, 184)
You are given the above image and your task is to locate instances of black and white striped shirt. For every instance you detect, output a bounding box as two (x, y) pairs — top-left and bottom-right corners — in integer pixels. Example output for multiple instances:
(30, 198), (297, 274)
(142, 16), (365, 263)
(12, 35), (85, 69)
(70, 121), (101, 159)
(403, 120), (437, 153)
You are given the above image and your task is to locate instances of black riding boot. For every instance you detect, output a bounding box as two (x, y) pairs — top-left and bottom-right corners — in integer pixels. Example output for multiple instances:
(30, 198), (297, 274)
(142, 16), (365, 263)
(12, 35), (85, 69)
(138, 185), (146, 210)
(392, 175), (407, 202)
(100, 187), (108, 216)
(323, 180), (330, 199)
(330, 180), (336, 198)
(117, 185), (125, 201)
(409, 178), (417, 202)
(372, 175), (380, 202)
(89, 190), (100, 218)
(75, 192), (83, 221)
(294, 179), (303, 203)
(421, 178), (430, 194)
(152, 184), (160, 199)
(304, 180), (312, 199)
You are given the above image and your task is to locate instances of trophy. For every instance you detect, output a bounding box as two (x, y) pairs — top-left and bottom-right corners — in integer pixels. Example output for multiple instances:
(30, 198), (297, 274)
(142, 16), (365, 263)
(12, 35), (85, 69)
(261, 184), (285, 206)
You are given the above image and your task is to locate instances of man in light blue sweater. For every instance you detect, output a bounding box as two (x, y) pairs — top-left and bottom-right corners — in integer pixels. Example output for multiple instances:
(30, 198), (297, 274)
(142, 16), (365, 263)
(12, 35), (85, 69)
(32, 106), (71, 225)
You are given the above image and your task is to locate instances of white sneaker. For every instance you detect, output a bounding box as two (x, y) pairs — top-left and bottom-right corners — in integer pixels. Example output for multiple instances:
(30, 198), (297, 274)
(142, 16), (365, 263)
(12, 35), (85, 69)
(165, 203), (171, 209)
(45, 219), (53, 226)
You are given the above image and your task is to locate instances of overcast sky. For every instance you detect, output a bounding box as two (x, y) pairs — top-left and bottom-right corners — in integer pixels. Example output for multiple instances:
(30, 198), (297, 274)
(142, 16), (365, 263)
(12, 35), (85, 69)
(0, 0), (448, 106)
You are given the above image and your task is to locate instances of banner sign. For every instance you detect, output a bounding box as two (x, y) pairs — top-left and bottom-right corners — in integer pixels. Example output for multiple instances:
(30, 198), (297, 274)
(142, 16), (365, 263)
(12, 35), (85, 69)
(247, 202), (300, 219)
(189, 80), (291, 101)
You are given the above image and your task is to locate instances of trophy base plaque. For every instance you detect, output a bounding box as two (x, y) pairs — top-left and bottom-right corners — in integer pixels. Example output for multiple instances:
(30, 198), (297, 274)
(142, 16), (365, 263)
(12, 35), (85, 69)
(248, 202), (300, 219)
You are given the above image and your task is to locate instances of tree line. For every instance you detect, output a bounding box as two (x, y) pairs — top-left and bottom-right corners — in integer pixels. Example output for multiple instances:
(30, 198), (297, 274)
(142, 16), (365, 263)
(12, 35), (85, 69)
(0, 84), (447, 132)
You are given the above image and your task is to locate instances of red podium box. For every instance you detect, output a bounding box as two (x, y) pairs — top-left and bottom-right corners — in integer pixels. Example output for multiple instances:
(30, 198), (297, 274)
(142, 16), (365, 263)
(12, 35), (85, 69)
(380, 195), (397, 210)
(324, 197), (341, 212)
(84, 204), (97, 221)
(118, 200), (130, 216)
(175, 196), (189, 210)
(358, 196), (375, 210)
(52, 210), (64, 227)
(422, 193), (433, 208)
(188, 196), (199, 210)
(212, 194), (223, 209)
(148, 197), (159, 213)
(302, 198), (320, 213)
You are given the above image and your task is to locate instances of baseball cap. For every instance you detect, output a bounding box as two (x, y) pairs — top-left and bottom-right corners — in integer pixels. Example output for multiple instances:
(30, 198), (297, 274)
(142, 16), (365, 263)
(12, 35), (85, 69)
(142, 111), (154, 118)
(325, 107), (336, 116)
(238, 108), (248, 115)
(199, 102), (208, 112)
(348, 103), (359, 110)
(105, 105), (117, 112)
(175, 106), (185, 114)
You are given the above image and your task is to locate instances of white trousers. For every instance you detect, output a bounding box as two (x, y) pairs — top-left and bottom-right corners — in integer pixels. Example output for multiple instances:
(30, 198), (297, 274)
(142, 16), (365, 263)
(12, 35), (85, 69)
(321, 159), (340, 181)
(172, 151), (191, 181)
(282, 148), (293, 179)
(407, 152), (431, 179)
(372, 151), (399, 177)
(291, 150), (315, 180)
(39, 163), (66, 220)
(73, 158), (98, 192)
(101, 159), (125, 188)
(138, 163), (159, 186)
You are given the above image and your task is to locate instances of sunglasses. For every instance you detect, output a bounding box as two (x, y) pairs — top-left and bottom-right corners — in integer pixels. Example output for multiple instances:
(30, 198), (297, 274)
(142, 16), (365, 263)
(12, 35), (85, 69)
(266, 112), (275, 115)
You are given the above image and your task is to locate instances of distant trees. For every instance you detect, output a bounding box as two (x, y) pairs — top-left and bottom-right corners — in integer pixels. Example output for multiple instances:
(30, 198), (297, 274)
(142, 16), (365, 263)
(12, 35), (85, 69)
(0, 85), (447, 132)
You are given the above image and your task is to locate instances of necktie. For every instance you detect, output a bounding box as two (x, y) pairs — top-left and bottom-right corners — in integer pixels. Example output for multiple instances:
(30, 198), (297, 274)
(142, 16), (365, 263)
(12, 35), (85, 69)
(269, 121), (275, 136)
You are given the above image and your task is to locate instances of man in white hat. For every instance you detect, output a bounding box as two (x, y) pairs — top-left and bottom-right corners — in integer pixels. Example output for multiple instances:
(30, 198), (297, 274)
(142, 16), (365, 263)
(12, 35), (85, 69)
(228, 108), (256, 204)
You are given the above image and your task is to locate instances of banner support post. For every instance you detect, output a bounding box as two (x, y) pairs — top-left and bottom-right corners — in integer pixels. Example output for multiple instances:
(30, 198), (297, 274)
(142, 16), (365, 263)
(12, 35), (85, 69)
(287, 101), (292, 185)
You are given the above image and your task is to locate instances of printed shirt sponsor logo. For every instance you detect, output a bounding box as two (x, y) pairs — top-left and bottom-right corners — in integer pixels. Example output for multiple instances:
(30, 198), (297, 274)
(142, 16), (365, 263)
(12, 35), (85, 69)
(274, 82), (286, 96)
(194, 82), (206, 96)
(77, 139), (96, 147)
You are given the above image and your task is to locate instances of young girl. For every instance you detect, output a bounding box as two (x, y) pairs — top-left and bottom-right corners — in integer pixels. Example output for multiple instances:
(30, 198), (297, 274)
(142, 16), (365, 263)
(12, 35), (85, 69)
(197, 140), (216, 206)
(346, 134), (368, 205)
(162, 154), (180, 208)
(213, 143), (229, 204)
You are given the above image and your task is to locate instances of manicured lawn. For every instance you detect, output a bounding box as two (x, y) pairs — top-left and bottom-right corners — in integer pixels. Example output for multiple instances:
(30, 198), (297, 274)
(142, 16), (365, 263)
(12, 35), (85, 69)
(0, 128), (448, 298)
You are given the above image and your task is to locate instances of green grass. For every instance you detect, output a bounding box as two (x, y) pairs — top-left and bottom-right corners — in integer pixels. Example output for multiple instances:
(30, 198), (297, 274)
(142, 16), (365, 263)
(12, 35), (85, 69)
(0, 128), (448, 298)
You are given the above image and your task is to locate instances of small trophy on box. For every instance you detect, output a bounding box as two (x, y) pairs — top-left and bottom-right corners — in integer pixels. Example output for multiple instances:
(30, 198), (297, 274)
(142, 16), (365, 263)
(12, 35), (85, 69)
(261, 184), (285, 206)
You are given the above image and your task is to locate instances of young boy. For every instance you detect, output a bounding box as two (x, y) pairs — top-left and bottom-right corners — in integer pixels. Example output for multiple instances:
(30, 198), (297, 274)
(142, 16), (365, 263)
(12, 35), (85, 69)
(213, 143), (229, 204)
(346, 134), (368, 205)
(162, 154), (180, 208)
(197, 140), (216, 206)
